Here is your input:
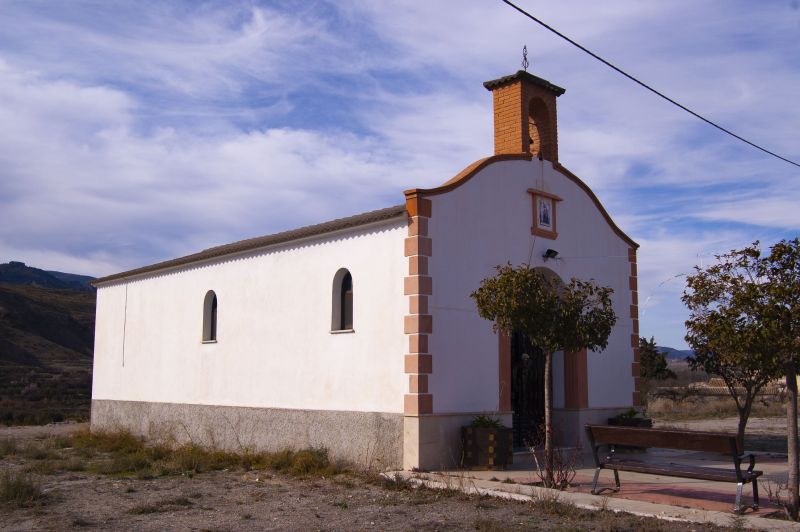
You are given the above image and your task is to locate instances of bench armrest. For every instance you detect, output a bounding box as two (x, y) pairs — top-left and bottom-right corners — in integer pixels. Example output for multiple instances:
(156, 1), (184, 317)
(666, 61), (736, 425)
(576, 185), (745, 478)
(744, 453), (756, 474)
(734, 453), (757, 476)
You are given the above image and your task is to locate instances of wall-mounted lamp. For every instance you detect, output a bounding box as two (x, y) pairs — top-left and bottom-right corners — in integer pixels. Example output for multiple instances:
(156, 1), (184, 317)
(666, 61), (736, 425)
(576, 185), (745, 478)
(543, 248), (559, 261)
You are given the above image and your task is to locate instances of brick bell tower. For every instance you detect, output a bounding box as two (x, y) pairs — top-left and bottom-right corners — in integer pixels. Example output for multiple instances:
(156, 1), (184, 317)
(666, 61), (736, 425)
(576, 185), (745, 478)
(483, 70), (566, 163)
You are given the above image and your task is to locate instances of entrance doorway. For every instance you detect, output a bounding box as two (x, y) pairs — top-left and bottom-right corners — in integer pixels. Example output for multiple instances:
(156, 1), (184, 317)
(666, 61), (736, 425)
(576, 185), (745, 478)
(511, 331), (546, 448)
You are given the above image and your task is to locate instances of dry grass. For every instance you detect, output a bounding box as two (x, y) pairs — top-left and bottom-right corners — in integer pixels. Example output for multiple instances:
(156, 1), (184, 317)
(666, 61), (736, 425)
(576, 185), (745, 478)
(644, 360), (785, 421)
(377, 472), (415, 491)
(0, 470), (44, 507)
(0, 430), (729, 530)
(0, 438), (17, 457)
(127, 496), (193, 515)
(15, 429), (340, 480)
(647, 394), (785, 420)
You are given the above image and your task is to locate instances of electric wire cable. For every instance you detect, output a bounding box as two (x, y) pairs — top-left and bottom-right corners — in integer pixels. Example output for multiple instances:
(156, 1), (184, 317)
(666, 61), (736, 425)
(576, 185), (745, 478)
(501, 0), (800, 169)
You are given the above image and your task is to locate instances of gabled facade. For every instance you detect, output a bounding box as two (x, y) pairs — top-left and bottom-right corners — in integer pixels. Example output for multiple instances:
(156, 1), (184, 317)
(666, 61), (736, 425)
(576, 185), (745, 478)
(92, 71), (639, 470)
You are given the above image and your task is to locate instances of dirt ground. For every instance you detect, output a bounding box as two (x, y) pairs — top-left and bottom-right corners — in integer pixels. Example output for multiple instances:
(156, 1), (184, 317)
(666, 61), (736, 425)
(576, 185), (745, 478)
(0, 423), (729, 531)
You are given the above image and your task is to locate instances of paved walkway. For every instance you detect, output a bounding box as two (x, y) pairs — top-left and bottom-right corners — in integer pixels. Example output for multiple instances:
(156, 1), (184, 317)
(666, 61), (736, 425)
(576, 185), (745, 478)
(406, 448), (800, 530)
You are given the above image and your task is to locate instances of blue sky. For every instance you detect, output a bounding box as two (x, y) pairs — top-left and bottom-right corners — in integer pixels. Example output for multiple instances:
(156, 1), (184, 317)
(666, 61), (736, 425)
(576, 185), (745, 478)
(1, 0), (798, 349)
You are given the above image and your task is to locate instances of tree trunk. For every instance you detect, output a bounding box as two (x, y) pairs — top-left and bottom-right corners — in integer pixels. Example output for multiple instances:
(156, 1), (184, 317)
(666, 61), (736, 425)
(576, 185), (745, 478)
(544, 350), (554, 488)
(735, 394), (754, 453)
(787, 366), (799, 520)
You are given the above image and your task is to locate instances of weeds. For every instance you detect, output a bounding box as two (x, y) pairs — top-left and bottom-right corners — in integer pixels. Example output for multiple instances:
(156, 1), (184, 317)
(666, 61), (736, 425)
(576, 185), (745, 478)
(27, 460), (64, 475)
(530, 489), (575, 517)
(0, 438), (17, 457)
(377, 472), (414, 491)
(71, 429), (144, 454)
(44, 435), (72, 450)
(528, 437), (580, 490)
(21, 443), (58, 461)
(285, 449), (336, 477)
(764, 478), (791, 518)
(594, 495), (610, 512)
(15, 429), (339, 480)
(728, 513), (747, 531)
(127, 496), (193, 514)
(92, 452), (153, 476)
(0, 470), (44, 507)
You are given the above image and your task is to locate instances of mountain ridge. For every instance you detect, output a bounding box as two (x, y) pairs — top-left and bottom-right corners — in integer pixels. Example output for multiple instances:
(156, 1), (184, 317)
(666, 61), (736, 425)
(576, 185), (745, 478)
(659, 346), (695, 360)
(0, 261), (95, 424)
(0, 261), (95, 292)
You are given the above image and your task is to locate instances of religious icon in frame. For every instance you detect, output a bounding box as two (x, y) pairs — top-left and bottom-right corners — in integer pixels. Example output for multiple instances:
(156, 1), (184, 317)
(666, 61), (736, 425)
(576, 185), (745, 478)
(537, 197), (553, 229)
(528, 189), (562, 239)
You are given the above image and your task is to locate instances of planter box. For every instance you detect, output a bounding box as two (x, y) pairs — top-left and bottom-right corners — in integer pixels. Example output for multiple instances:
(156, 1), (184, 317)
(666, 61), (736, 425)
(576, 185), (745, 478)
(461, 426), (513, 470)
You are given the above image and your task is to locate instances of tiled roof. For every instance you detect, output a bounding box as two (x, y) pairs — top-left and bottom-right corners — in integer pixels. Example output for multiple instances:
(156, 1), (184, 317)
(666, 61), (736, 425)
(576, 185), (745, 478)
(92, 204), (407, 286)
(483, 70), (566, 96)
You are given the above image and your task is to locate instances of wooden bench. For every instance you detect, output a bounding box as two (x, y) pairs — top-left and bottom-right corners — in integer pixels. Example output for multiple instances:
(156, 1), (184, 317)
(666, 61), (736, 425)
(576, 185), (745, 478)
(586, 424), (763, 513)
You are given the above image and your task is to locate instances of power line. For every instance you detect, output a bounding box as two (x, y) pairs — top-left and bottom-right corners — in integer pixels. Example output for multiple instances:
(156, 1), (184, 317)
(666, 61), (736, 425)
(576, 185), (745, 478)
(500, 0), (800, 169)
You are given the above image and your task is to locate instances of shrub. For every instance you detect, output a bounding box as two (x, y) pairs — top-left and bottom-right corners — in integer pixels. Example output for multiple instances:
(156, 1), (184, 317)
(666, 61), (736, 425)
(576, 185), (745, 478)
(93, 452), (152, 476)
(44, 435), (72, 450)
(470, 415), (504, 428)
(21, 443), (58, 461)
(71, 429), (144, 454)
(259, 448), (337, 477)
(0, 438), (17, 457)
(289, 449), (334, 477)
(264, 449), (294, 472)
(62, 429), (336, 479)
(0, 470), (44, 507)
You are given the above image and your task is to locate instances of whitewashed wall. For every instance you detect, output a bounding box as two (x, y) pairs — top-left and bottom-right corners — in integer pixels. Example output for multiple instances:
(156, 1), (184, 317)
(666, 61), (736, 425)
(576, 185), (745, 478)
(428, 158), (633, 413)
(92, 219), (408, 414)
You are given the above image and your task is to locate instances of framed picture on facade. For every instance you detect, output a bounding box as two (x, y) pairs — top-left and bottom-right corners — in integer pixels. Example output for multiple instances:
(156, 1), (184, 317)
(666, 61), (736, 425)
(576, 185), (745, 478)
(537, 197), (553, 229)
(528, 189), (562, 239)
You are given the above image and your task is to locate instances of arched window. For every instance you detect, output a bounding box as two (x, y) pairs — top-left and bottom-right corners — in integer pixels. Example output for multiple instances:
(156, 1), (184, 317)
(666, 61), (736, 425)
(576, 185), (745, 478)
(202, 290), (218, 342)
(331, 269), (354, 331)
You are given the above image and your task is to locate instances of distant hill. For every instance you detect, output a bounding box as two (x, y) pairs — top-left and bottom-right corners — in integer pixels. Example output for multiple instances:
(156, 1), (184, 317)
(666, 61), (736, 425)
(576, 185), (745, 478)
(46, 270), (96, 291)
(660, 346), (695, 360)
(0, 261), (95, 292)
(0, 268), (96, 425)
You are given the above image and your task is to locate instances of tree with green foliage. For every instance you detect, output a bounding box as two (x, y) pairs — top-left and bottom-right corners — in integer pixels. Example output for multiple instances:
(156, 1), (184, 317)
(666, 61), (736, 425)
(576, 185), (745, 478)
(638, 336), (676, 404)
(683, 238), (800, 519)
(682, 243), (782, 452)
(639, 336), (676, 381)
(471, 264), (616, 487)
(765, 238), (800, 519)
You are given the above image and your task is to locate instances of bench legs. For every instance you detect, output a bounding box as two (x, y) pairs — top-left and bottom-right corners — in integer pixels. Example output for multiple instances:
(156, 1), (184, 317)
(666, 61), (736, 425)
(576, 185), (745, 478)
(591, 467), (620, 495)
(734, 482), (743, 514)
(752, 478), (760, 511)
(733, 480), (760, 514)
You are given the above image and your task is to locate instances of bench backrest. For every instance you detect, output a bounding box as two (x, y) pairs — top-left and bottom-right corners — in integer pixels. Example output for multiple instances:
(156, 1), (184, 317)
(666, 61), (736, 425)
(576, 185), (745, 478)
(586, 424), (740, 456)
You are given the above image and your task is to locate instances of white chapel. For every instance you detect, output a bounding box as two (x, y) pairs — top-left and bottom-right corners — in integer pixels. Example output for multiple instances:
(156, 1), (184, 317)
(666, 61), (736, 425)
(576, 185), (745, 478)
(91, 70), (640, 470)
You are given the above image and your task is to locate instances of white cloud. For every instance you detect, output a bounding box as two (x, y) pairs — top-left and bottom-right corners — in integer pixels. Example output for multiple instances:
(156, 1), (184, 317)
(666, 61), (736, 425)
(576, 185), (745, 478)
(695, 194), (800, 230)
(0, 0), (798, 348)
